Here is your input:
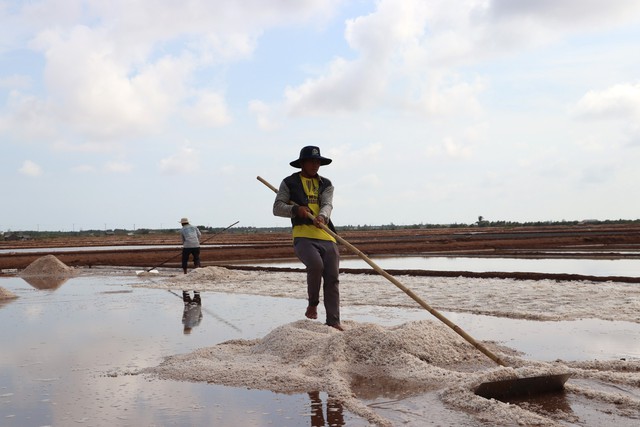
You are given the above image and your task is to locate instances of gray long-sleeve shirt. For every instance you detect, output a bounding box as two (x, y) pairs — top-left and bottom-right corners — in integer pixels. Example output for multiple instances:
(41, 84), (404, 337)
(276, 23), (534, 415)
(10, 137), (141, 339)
(181, 224), (201, 248)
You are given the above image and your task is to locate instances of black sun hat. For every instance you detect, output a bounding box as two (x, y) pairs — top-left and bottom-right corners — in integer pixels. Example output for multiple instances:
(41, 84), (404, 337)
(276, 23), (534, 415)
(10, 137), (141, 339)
(290, 146), (332, 168)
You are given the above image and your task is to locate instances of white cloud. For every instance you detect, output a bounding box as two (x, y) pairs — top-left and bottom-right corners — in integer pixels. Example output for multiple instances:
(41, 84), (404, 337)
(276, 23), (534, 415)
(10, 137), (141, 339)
(184, 92), (231, 127)
(282, 0), (640, 119)
(1, 91), (56, 140)
(417, 73), (485, 116)
(19, 160), (43, 177)
(572, 82), (640, 147)
(279, 0), (492, 117)
(0, 74), (31, 89)
(1, 0), (343, 145)
(327, 143), (383, 171)
(31, 25), (193, 140)
(220, 165), (236, 175)
(159, 146), (200, 175)
(71, 165), (97, 174)
(284, 0), (430, 116)
(573, 83), (640, 120)
(489, 0), (640, 26)
(249, 100), (280, 131)
(52, 140), (122, 153)
(424, 129), (480, 160)
(443, 137), (473, 159)
(284, 56), (388, 115)
(582, 163), (616, 184)
(104, 162), (132, 173)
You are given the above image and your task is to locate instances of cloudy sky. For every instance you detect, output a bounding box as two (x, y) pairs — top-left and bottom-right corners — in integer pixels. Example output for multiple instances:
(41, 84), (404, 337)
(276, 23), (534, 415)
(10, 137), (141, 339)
(2, 0), (640, 232)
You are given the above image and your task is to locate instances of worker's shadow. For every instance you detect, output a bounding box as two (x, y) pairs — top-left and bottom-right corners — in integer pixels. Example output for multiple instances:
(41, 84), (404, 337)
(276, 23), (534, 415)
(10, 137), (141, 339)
(182, 291), (202, 334)
(308, 391), (345, 426)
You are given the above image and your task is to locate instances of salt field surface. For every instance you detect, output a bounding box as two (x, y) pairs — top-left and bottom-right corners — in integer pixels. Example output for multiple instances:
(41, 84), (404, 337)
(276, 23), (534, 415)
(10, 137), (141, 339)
(1, 263), (639, 426)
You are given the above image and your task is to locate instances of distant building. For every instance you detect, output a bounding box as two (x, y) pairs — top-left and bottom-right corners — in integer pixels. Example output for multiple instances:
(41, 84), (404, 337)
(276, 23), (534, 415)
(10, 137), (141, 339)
(4, 233), (31, 241)
(579, 219), (599, 225)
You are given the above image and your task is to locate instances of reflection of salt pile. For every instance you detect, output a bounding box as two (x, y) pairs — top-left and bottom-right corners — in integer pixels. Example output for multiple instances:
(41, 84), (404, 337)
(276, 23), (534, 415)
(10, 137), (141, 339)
(0, 287), (17, 299)
(19, 255), (74, 289)
(144, 319), (497, 426)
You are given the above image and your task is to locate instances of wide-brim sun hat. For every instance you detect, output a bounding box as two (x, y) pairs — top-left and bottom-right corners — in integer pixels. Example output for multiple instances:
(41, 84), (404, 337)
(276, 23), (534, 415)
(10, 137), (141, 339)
(180, 217), (189, 224)
(290, 146), (332, 168)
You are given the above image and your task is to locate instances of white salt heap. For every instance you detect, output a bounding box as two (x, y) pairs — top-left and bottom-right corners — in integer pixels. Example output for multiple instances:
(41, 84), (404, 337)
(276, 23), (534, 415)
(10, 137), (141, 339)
(170, 265), (247, 282)
(143, 317), (640, 426)
(17, 255), (75, 289)
(19, 254), (74, 277)
(144, 319), (495, 426)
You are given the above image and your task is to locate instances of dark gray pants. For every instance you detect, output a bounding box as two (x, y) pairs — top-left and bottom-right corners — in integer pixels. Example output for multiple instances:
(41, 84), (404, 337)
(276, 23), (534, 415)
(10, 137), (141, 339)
(181, 247), (201, 270)
(294, 238), (340, 326)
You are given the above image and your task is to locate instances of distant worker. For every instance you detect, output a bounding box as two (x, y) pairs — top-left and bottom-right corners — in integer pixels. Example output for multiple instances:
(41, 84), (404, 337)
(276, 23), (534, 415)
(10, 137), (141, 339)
(179, 217), (201, 274)
(273, 146), (343, 331)
(182, 291), (202, 334)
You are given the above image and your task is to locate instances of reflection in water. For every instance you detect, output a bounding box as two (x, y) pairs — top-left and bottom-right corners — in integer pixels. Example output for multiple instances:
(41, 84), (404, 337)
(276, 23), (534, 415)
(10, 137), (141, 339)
(0, 296), (18, 309)
(506, 391), (574, 415)
(182, 291), (202, 334)
(350, 374), (438, 400)
(308, 391), (345, 427)
(169, 289), (244, 333)
(21, 276), (70, 290)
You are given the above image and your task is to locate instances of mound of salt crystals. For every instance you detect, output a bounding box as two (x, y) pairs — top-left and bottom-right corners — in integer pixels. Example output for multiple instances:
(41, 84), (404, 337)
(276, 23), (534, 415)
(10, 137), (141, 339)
(143, 319), (497, 425)
(0, 287), (17, 299)
(173, 266), (247, 282)
(19, 254), (74, 277)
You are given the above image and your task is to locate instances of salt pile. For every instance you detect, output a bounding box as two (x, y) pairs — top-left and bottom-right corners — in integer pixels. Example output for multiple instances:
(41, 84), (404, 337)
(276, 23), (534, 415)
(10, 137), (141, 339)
(143, 319), (520, 426)
(139, 266), (249, 290)
(175, 266), (248, 282)
(18, 255), (74, 290)
(19, 254), (74, 277)
(142, 317), (640, 426)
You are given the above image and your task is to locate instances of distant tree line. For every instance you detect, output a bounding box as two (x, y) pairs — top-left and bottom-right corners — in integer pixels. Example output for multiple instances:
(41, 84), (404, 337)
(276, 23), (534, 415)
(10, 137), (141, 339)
(4, 218), (639, 240)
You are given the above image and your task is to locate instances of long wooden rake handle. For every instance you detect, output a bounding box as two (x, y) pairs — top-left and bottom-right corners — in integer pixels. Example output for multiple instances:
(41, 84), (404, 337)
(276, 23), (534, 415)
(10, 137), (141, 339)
(257, 175), (507, 367)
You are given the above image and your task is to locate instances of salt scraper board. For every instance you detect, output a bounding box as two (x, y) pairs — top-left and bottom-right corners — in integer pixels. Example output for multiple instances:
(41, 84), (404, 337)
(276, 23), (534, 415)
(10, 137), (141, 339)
(474, 373), (571, 400)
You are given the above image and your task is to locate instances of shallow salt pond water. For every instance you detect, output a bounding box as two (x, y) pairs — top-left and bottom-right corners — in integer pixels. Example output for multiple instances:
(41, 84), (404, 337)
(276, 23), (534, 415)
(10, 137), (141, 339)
(236, 255), (640, 277)
(1, 273), (639, 426)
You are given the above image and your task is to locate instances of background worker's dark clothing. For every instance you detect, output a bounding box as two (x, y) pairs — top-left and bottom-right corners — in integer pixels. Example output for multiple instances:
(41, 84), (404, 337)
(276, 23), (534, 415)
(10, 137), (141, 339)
(180, 224), (201, 270)
(181, 247), (201, 270)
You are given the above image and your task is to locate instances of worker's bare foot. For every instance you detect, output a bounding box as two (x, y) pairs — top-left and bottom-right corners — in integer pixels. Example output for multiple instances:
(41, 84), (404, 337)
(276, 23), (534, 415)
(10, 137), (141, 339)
(328, 323), (344, 331)
(305, 306), (317, 319)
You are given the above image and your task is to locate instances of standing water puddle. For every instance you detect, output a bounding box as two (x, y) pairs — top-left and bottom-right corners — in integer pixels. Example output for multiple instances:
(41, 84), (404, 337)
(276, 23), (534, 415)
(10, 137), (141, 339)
(236, 255), (640, 277)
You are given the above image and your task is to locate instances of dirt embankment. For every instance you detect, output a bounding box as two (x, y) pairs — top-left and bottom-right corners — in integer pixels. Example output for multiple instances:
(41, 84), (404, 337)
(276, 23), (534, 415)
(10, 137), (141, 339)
(1, 224), (638, 266)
